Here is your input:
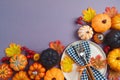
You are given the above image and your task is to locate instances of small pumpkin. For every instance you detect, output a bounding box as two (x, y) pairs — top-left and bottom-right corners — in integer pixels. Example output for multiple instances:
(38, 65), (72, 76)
(33, 53), (40, 61)
(10, 54), (28, 71)
(78, 25), (94, 40)
(0, 64), (13, 80)
(28, 62), (46, 80)
(93, 33), (104, 44)
(12, 71), (30, 80)
(40, 48), (60, 69)
(111, 14), (120, 30)
(107, 48), (120, 71)
(44, 67), (64, 80)
(104, 30), (120, 49)
(92, 14), (111, 32)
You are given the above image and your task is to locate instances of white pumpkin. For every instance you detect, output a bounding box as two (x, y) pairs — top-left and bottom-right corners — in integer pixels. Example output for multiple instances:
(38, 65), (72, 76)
(78, 25), (93, 40)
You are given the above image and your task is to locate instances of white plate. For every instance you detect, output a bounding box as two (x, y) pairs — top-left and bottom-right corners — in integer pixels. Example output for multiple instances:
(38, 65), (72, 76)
(61, 40), (107, 80)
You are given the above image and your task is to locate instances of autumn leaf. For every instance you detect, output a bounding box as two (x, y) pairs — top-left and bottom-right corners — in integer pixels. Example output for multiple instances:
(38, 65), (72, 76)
(90, 54), (106, 69)
(5, 43), (21, 57)
(82, 7), (96, 22)
(61, 55), (74, 72)
(104, 6), (118, 18)
(108, 69), (120, 80)
(49, 40), (65, 54)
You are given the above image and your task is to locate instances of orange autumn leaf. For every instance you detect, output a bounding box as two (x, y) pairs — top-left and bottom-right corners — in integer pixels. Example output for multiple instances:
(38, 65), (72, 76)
(49, 40), (65, 54)
(108, 69), (120, 80)
(104, 6), (118, 18)
(90, 54), (106, 69)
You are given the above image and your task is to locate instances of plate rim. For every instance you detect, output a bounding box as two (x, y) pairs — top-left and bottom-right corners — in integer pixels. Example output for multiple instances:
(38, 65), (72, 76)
(61, 40), (107, 80)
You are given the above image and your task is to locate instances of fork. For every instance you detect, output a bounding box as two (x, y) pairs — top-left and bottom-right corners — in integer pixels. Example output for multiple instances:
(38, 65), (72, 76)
(74, 46), (95, 80)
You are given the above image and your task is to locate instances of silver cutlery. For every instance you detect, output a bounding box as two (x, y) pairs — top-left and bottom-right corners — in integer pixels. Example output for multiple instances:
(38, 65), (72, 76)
(74, 46), (95, 80)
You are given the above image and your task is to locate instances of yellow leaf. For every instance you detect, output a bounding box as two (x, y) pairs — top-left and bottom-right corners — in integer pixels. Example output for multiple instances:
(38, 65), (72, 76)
(5, 43), (21, 57)
(82, 7), (96, 22)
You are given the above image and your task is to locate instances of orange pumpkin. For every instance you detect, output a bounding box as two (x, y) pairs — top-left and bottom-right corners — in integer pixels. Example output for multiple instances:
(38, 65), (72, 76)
(12, 71), (30, 80)
(107, 48), (120, 71)
(44, 67), (64, 80)
(28, 62), (46, 80)
(92, 14), (111, 33)
(111, 14), (120, 30)
(0, 64), (13, 80)
(10, 54), (28, 71)
(93, 33), (104, 44)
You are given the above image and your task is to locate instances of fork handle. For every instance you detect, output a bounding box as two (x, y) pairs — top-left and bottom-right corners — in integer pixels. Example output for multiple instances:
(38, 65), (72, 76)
(86, 68), (93, 80)
(86, 66), (95, 80)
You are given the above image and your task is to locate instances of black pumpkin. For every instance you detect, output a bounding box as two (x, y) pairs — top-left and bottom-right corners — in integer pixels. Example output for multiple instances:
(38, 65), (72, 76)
(104, 30), (120, 49)
(40, 48), (60, 69)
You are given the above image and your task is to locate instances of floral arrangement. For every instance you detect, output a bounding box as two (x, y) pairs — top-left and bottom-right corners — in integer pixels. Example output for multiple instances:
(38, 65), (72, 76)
(0, 6), (120, 80)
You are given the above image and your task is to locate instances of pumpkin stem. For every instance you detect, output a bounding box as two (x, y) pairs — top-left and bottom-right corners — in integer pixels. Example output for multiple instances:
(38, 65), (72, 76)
(86, 31), (90, 33)
(102, 19), (107, 24)
(52, 78), (56, 80)
(116, 57), (120, 60)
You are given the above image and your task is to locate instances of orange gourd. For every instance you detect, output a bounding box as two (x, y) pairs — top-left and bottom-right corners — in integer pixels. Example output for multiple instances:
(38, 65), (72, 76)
(0, 64), (13, 80)
(111, 14), (120, 30)
(44, 67), (64, 80)
(10, 54), (28, 71)
(92, 14), (111, 32)
(28, 62), (46, 80)
(12, 71), (30, 80)
(93, 33), (104, 44)
(107, 48), (120, 71)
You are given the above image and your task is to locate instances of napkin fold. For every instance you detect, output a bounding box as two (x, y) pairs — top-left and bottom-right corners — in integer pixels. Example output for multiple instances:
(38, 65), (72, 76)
(66, 41), (107, 80)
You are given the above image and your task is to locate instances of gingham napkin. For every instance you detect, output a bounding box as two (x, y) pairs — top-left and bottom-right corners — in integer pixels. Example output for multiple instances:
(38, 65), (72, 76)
(66, 41), (107, 80)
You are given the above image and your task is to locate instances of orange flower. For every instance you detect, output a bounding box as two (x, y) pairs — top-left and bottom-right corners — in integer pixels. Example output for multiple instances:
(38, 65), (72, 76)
(104, 6), (118, 18)
(49, 40), (65, 54)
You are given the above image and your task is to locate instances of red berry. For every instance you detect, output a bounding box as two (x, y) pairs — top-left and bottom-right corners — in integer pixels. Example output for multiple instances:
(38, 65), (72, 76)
(1, 57), (10, 63)
(104, 46), (110, 53)
(77, 21), (83, 25)
(27, 55), (31, 59)
(30, 55), (33, 58)
(21, 46), (26, 50)
(79, 16), (83, 20)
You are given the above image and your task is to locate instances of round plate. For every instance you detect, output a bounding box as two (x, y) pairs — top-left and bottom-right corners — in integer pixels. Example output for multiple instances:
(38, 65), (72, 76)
(61, 40), (107, 80)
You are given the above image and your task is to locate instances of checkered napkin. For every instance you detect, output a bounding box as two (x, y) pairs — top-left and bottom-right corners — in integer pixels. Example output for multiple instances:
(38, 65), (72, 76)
(66, 41), (107, 80)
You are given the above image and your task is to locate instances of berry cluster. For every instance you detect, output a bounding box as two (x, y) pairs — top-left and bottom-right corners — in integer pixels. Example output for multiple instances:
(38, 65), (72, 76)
(21, 46), (36, 59)
(76, 16), (83, 25)
(1, 57), (10, 63)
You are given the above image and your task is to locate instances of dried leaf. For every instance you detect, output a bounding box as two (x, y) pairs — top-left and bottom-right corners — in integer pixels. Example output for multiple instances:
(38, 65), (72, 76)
(49, 40), (65, 54)
(90, 54), (106, 69)
(108, 69), (120, 80)
(104, 6), (118, 18)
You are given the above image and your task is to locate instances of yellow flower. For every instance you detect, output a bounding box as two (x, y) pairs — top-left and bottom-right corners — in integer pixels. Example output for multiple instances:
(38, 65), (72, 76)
(5, 43), (21, 57)
(82, 7), (96, 22)
(33, 53), (40, 61)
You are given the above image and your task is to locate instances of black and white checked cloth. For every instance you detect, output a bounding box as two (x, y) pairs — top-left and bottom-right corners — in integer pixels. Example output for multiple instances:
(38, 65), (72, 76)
(66, 41), (107, 80)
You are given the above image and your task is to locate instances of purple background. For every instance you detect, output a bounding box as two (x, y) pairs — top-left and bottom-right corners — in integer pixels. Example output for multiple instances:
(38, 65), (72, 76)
(0, 0), (120, 60)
